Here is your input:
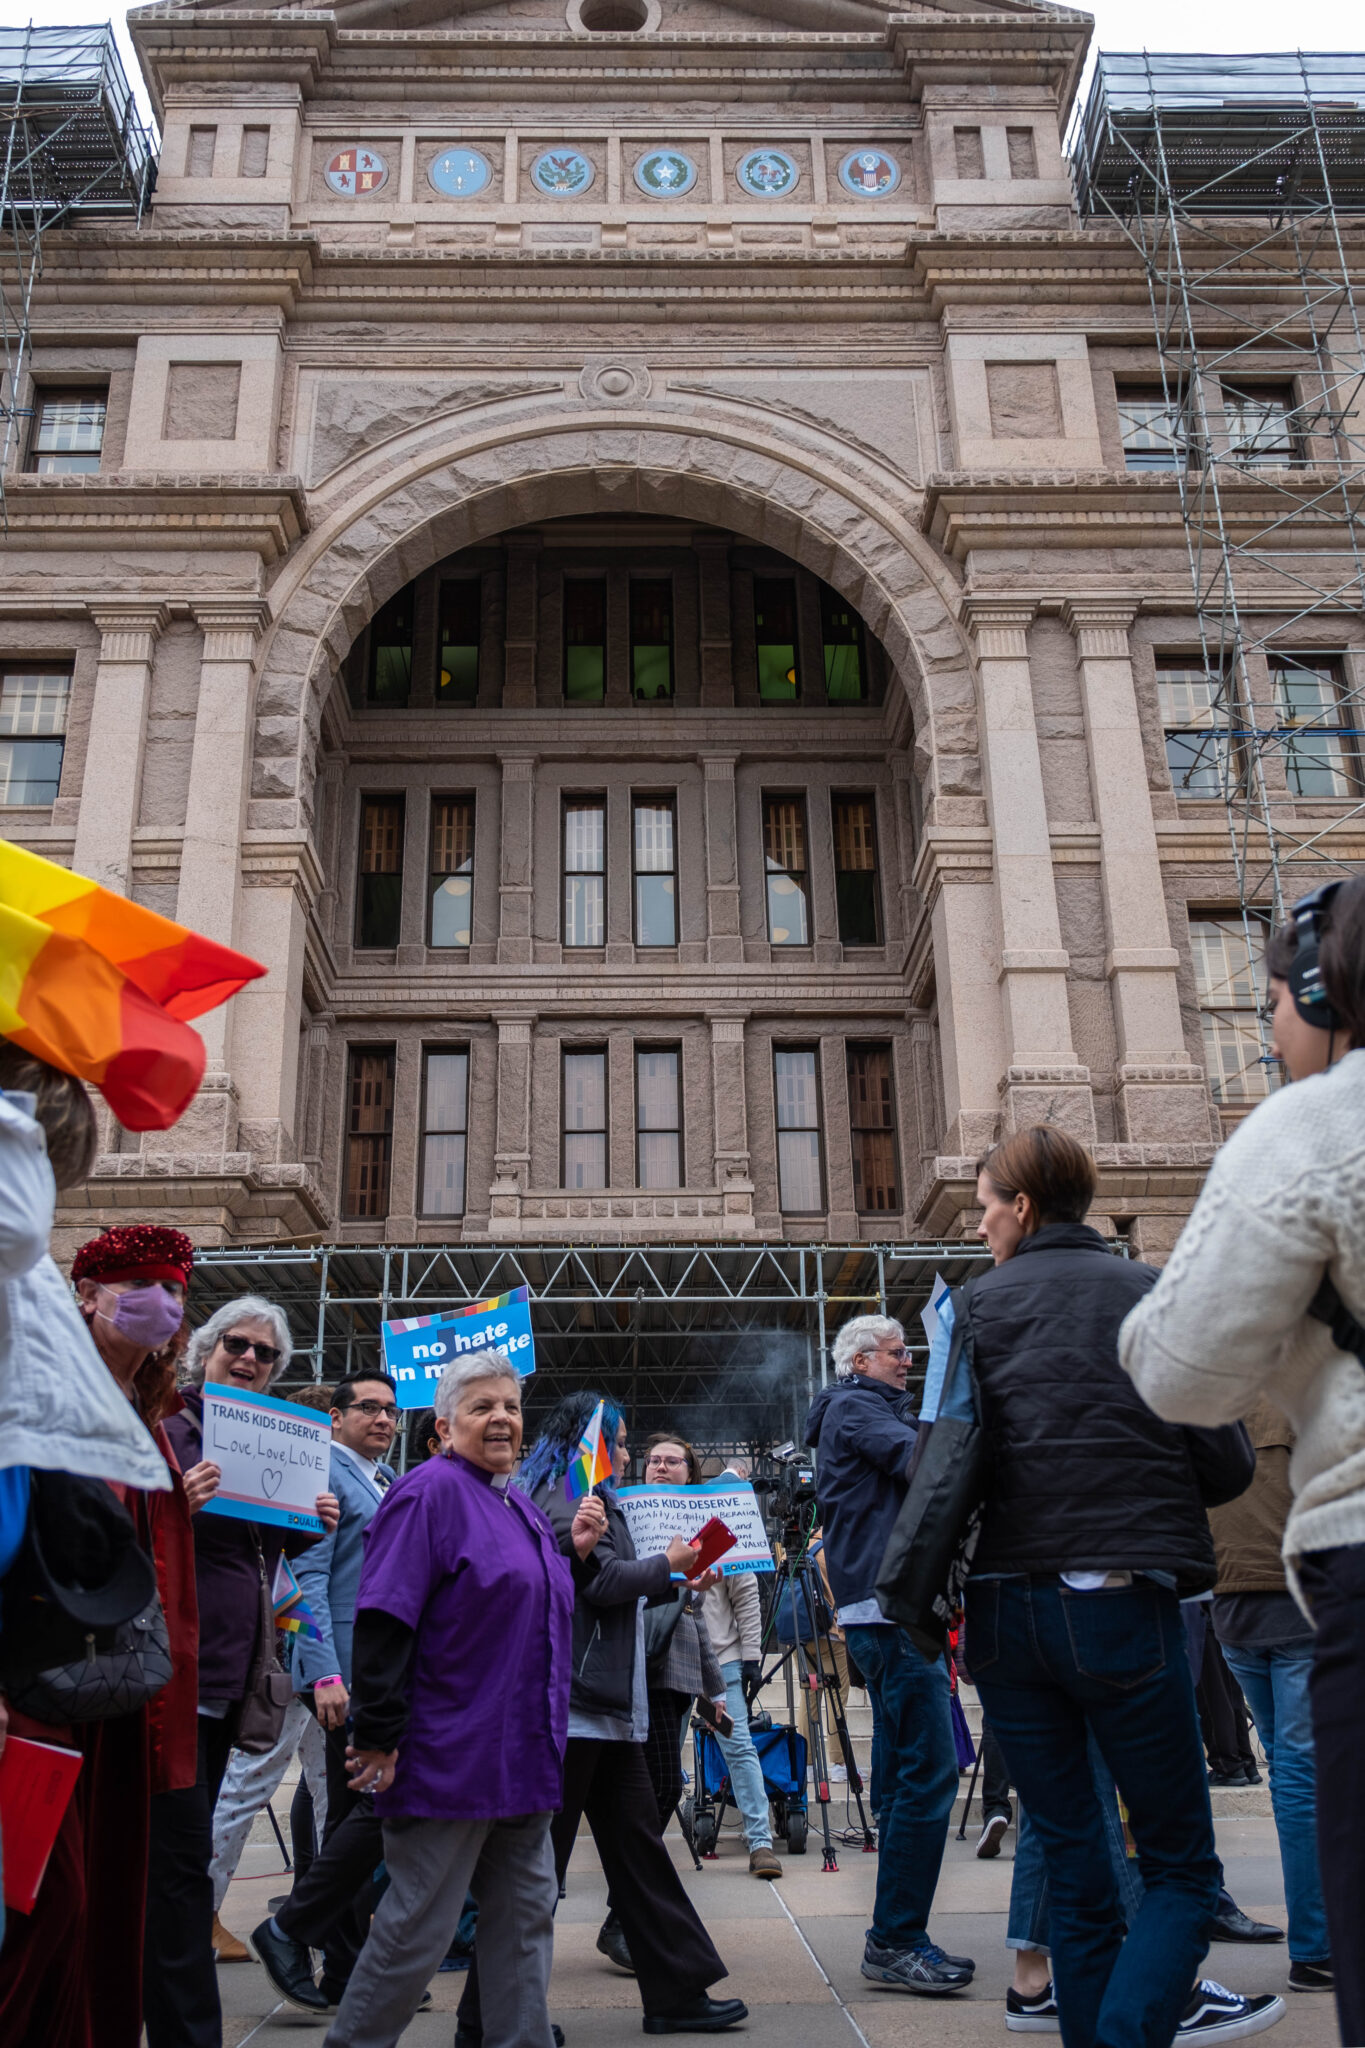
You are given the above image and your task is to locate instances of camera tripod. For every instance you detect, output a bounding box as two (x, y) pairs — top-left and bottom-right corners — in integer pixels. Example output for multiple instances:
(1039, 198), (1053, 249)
(755, 1518), (875, 1871)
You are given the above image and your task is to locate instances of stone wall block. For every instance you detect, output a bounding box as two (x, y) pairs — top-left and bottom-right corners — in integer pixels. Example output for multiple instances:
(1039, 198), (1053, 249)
(254, 715), (299, 757)
(251, 756), (298, 798)
(586, 431), (642, 469)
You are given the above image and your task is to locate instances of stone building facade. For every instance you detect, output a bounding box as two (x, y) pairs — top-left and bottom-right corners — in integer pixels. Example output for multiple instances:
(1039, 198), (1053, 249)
(5, 0), (1363, 1262)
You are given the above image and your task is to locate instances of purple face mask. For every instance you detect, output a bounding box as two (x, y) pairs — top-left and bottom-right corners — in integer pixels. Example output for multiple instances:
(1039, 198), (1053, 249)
(102, 1284), (185, 1350)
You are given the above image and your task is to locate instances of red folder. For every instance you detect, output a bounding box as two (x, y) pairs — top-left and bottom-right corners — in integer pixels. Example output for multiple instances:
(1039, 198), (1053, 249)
(0, 1735), (82, 1914)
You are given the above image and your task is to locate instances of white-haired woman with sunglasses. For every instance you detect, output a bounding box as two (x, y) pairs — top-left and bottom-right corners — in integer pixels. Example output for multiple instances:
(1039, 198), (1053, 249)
(155, 1297), (339, 2048)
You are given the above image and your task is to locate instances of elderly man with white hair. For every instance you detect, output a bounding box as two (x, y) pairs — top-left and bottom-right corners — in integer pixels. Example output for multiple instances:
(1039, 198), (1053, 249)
(804, 1314), (967, 1997)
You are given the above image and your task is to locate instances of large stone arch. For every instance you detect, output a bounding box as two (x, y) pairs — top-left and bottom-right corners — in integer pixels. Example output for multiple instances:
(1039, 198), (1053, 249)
(251, 413), (982, 822)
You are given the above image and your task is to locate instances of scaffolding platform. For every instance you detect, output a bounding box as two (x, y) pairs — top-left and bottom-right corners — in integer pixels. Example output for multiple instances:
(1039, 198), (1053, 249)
(189, 1238), (991, 1452)
(0, 24), (153, 223)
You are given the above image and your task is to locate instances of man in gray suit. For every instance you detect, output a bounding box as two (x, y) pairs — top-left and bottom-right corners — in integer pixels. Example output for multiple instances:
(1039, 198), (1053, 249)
(251, 1371), (400, 2011)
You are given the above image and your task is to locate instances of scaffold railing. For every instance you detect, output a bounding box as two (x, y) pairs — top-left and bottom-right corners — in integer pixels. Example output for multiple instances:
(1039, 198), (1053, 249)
(0, 23), (155, 523)
(1070, 53), (1365, 945)
(188, 1239), (994, 1453)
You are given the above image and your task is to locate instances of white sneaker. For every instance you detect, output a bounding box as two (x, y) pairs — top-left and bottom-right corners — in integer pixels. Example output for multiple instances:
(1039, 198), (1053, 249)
(1178, 1982), (1286, 2042)
(977, 1812), (1010, 1859)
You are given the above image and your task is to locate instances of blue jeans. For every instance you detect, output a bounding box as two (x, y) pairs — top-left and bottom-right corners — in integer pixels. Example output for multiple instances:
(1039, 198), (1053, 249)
(844, 1626), (957, 1951)
(1008, 1730), (1142, 1951)
(715, 1661), (773, 1850)
(1220, 1641), (1329, 1963)
(967, 1578), (1220, 2048)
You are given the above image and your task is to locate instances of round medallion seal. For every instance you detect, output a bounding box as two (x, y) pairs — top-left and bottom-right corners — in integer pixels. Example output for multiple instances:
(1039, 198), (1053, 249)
(634, 148), (698, 198)
(735, 148), (800, 198)
(324, 146), (389, 197)
(531, 149), (596, 196)
(838, 149), (900, 198)
(428, 148), (492, 198)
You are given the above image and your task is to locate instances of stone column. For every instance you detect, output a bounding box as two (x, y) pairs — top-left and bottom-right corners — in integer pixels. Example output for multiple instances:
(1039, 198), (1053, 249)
(497, 753), (537, 965)
(177, 601), (269, 1079)
(700, 753), (742, 964)
(1065, 601), (1211, 1142)
(916, 827), (1006, 1158)
(693, 535), (734, 707)
(964, 599), (1092, 1135)
(502, 535), (540, 707)
(302, 1009), (333, 1170)
(708, 1015), (755, 1227)
(489, 1015), (534, 1237)
(72, 603), (170, 894)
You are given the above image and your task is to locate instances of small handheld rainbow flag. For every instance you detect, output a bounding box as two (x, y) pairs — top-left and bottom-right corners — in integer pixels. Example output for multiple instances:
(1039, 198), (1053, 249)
(565, 1399), (613, 1501)
(0, 838), (265, 1130)
(272, 1555), (323, 1642)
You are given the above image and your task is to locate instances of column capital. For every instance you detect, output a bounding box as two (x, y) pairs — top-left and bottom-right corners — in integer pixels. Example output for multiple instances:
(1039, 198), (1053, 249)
(707, 1014), (750, 1041)
(493, 1014), (536, 1043)
(87, 601), (170, 665)
(960, 597), (1036, 661)
(1063, 599), (1139, 660)
(497, 752), (538, 781)
(192, 600), (270, 662)
(700, 753), (738, 782)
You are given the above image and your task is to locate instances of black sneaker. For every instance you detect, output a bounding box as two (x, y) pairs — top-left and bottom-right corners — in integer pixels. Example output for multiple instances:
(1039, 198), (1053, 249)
(861, 1937), (974, 1994)
(642, 1996), (749, 2033)
(977, 1813), (1010, 1859)
(1006, 1983), (1060, 2033)
(1288, 1959), (1333, 1993)
(1177, 1981), (1286, 2041)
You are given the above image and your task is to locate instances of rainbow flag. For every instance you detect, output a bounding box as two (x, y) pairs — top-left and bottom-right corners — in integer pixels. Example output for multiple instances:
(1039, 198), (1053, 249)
(272, 1555), (323, 1642)
(565, 1399), (613, 1501)
(0, 838), (265, 1131)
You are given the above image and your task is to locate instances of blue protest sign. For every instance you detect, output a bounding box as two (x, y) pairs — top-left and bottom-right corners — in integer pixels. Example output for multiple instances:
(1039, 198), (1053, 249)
(381, 1286), (535, 1409)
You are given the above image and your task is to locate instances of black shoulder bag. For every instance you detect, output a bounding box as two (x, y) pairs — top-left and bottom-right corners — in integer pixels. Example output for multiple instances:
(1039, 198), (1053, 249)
(875, 1281), (987, 1665)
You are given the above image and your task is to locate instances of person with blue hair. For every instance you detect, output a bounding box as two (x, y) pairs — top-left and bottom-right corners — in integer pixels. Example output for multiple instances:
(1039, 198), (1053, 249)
(454, 1390), (747, 2040)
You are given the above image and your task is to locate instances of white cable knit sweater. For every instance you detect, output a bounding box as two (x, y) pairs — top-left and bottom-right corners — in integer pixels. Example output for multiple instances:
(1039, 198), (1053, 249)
(1120, 1047), (1365, 1574)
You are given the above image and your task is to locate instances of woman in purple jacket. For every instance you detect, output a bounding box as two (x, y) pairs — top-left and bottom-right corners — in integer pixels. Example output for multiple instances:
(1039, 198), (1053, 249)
(327, 1352), (601, 2048)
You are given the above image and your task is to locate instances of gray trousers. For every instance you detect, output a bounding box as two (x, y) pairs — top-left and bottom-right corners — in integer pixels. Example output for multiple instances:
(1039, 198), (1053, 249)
(325, 1810), (556, 2048)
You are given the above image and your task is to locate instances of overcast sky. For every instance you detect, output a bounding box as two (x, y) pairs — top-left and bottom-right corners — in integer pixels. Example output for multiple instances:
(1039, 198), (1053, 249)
(13, 0), (1365, 132)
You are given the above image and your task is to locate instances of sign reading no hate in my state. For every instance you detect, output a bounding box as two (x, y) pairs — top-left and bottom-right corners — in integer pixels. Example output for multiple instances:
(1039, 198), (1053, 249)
(199, 1384), (332, 1533)
(381, 1287), (536, 1410)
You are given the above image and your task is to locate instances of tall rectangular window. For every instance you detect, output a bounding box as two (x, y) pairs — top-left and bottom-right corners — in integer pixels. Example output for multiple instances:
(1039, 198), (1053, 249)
(420, 1048), (468, 1217)
(630, 579), (673, 701)
(763, 795), (810, 946)
(633, 797), (677, 947)
(429, 797), (474, 948)
(27, 389), (106, 474)
(832, 794), (881, 945)
(637, 1048), (682, 1188)
(1116, 385), (1187, 472)
(564, 580), (606, 703)
(1190, 917), (1275, 1106)
(1155, 664), (1235, 798)
(1223, 383), (1299, 466)
(437, 581), (480, 706)
(848, 1045), (899, 1213)
(821, 582), (865, 702)
(0, 671), (69, 806)
(1270, 656), (1361, 799)
(562, 1048), (607, 1190)
(367, 588), (413, 706)
(754, 578), (798, 702)
(344, 1048), (395, 1219)
(774, 1049), (823, 1213)
(357, 797), (404, 948)
(563, 799), (605, 947)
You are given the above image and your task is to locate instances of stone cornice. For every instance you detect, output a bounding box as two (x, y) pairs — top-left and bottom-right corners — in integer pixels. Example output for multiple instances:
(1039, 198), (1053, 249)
(0, 475), (309, 564)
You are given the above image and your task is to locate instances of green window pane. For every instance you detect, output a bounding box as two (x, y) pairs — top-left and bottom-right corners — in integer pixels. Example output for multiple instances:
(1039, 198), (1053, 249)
(757, 642), (798, 701)
(754, 578), (798, 701)
(566, 647), (605, 702)
(632, 643), (671, 700)
(820, 583), (865, 702)
(368, 589), (414, 706)
(438, 582), (480, 705)
(630, 580), (673, 701)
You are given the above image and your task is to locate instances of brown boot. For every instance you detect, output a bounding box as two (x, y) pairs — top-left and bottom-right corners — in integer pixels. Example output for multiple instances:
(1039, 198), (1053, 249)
(749, 1845), (783, 1879)
(212, 1913), (252, 1962)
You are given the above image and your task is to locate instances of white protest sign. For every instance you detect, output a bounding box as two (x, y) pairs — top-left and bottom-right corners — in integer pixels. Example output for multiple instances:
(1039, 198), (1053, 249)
(199, 1384), (331, 1534)
(615, 1476), (774, 1575)
(919, 1269), (951, 1352)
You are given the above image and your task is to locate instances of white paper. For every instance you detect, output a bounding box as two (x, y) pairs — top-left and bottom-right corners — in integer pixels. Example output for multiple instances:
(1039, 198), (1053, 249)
(199, 1384), (332, 1533)
(614, 1477), (774, 1575)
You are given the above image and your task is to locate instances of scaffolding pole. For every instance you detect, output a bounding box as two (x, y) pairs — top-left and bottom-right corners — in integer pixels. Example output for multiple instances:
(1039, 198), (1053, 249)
(0, 23), (154, 524)
(1071, 52), (1365, 965)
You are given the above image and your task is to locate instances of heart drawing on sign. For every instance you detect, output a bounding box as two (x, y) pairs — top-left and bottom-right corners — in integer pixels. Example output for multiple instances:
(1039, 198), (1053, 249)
(261, 1469), (283, 1498)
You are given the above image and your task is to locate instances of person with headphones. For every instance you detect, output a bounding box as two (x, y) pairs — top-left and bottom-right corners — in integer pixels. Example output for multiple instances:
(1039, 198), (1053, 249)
(1121, 875), (1365, 2048)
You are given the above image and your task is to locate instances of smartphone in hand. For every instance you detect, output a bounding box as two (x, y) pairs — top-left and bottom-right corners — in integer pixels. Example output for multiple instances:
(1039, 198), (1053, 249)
(686, 1516), (738, 1578)
(694, 1695), (735, 1740)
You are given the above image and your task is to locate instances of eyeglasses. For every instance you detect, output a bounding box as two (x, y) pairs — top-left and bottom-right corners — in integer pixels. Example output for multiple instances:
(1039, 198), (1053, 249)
(349, 1399), (398, 1420)
(646, 1454), (689, 1472)
(220, 1334), (282, 1367)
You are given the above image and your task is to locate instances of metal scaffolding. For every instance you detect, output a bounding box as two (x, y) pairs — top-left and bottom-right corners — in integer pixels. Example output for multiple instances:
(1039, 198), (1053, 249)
(190, 1239), (991, 1455)
(1071, 53), (1365, 932)
(0, 23), (155, 522)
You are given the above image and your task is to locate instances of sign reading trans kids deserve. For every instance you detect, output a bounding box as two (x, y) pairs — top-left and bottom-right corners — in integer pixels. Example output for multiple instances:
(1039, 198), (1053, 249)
(381, 1287), (535, 1409)
(199, 1384), (331, 1534)
(616, 1476), (774, 1575)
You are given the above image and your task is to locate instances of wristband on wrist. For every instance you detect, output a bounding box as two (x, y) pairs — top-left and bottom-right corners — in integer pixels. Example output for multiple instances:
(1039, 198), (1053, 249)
(316, 1675), (344, 1688)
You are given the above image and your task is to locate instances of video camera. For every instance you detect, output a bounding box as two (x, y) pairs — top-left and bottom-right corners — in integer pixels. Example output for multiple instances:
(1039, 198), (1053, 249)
(751, 1440), (818, 1544)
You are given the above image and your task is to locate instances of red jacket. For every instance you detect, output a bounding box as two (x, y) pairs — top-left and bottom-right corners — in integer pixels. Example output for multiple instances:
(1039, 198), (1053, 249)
(112, 1401), (199, 1795)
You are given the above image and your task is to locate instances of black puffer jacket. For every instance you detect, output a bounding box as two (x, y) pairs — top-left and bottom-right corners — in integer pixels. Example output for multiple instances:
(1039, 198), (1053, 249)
(532, 1481), (671, 1722)
(967, 1223), (1253, 1594)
